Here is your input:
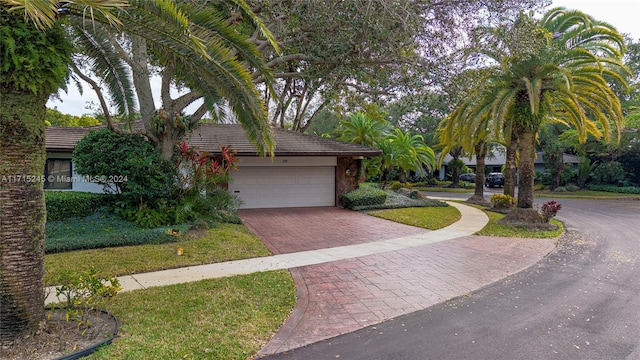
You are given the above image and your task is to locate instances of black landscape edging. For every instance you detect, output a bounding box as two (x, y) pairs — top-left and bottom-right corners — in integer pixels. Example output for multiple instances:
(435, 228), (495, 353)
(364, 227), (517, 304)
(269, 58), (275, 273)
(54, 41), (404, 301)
(54, 310), (119, 360)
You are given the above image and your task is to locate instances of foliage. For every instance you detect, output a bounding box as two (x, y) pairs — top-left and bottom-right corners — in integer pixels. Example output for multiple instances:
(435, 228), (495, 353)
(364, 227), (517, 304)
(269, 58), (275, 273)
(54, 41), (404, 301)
(73, 128), (176, 202)
(337, 112), (389, 147)
(390, 181), (412, 190)
(564, 184), (580, 192)
(340, 188), (388, 209)
(540, 200), (562, 223)
(51, 267), (120, 327)
(591, 161), (626, 185)
(438, 8), (628, 209)
(248, 0), (548, 131)
(586, 184), (640, 194)
(45, 212), (188, 253)
(45, 191), (112, 221)
(375, 128), (435, 181)
(490, 194), (515, 209)
(173, 142), (242, 226)
(0, 7), (73, 95)
(45, 108), (100, 127)
(476, 210), (564, 238)
(65, 0), (277, 159)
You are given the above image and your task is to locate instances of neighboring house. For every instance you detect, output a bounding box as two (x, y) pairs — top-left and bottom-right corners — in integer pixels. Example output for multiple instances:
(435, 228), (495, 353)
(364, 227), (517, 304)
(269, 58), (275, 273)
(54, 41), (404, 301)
(438, 149), (580, 180)
(45, 124), (380, 209)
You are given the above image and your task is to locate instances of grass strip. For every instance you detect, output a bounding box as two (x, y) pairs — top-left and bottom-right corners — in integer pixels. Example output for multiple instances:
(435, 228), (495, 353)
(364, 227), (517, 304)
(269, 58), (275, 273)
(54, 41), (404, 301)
(368, 206), (461, 230)
(90, 271), (295, 360)
(45, 224), (271, 285)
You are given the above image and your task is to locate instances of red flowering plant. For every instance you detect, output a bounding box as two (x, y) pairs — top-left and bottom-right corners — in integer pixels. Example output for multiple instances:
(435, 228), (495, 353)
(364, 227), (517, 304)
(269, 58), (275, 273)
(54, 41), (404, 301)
(174, 141), (238, 198)
(541, 200), (562, 223)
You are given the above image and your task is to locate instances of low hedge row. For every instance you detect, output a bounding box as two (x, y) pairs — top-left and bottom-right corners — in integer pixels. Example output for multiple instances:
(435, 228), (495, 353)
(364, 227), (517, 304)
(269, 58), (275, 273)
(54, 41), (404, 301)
(586, 184), (640, 194)
(45, 212), (188, 253)
(341, 188), (388, 209)
(45, 191), (112, 221)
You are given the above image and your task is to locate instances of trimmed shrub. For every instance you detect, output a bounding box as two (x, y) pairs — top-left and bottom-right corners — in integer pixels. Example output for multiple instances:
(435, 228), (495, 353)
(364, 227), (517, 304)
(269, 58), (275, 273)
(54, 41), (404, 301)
(390, 181), (412, 190)
(45, 191), (112, 221)
(45, 212), (188, 253)
(565, 184), (580, 192)
(341, 188), (388, 209)
(586, 184), (640, 194)
(490, 194), (515, 209)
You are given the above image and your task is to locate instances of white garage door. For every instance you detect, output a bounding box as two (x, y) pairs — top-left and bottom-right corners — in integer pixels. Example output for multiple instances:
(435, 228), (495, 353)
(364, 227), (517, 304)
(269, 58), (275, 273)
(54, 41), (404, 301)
(229, 166), (335, 209)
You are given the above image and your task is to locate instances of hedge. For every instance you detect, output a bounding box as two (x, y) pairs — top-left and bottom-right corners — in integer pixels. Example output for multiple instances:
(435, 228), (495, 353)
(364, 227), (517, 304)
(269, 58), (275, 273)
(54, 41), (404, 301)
(341, 188), (388, 209)
(45, 212), (188, 253)
(586, 184), (640, 194)
(45, 191), (112, 221)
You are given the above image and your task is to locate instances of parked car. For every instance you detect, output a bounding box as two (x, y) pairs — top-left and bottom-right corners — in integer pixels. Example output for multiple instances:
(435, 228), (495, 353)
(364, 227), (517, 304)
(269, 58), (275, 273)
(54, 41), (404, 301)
(485, 172), (505, 188)
(458, 173), (476, 183)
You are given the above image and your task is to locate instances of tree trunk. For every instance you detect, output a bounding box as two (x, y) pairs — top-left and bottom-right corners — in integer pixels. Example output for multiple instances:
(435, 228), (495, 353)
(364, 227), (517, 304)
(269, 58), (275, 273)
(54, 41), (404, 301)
(504, 136), (517, 198)
(517, 131), (536, 208)
(0, 89), (47, 342)
(473, 141), (487, 198)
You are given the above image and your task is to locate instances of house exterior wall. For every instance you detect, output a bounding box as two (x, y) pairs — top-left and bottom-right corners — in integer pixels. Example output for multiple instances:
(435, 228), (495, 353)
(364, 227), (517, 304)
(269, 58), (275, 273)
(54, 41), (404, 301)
(45, 152), (107, 193)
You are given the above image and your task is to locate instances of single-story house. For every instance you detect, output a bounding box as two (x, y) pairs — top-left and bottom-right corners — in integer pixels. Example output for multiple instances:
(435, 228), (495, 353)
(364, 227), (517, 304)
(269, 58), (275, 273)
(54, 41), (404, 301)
(438, 149), (581, 180)
(45, 124), (380, 209)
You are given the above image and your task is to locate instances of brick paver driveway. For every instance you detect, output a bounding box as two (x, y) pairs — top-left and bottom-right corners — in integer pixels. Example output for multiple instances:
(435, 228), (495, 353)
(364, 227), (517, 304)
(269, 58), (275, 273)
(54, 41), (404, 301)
(240, 206), (555, 357)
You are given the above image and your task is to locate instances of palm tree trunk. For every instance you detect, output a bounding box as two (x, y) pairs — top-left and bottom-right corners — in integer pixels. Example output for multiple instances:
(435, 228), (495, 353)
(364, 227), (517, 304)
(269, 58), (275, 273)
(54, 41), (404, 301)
(0, 89), (47, 342)
(517, 131), (536, 208)
(473, 141), (487, 198)
(504, 136), (517, 198)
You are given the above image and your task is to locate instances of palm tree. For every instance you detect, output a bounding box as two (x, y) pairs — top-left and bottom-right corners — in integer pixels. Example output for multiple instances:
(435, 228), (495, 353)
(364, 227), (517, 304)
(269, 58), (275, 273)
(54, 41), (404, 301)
(67, 0), (278, 159)
(337, 112), (389, 147)
(0, 0), (275, 342)
(377, 129), (435, 183)
(440, 8), (628, 213)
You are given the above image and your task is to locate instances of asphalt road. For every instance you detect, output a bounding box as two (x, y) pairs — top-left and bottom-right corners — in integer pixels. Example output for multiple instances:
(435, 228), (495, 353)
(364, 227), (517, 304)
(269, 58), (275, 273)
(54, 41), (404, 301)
(263, 198), (640, 360)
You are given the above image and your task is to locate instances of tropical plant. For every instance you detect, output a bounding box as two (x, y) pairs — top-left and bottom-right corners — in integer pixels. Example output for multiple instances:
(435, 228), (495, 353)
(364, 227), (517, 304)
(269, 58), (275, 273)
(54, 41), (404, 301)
(337, 112), (389, 147)
(439, 8), (629, 215)
(376, 129), (435, 183)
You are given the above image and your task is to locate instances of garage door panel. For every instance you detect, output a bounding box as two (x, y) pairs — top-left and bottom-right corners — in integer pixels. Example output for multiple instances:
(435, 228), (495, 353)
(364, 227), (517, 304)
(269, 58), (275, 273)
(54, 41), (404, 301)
(229, 166), (335, 209)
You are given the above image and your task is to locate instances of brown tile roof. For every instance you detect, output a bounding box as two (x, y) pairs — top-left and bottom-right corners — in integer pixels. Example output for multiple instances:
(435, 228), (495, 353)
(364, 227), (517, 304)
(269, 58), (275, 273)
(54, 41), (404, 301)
(45, 124), (380, 157)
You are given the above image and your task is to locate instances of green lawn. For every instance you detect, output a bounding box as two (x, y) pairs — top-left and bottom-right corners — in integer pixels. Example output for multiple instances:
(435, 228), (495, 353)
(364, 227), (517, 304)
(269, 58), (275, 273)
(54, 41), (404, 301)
(475, 210), (563, 238)
(413, 186), (474, 194)
(368, 206), (461, 229)
(46, 220), (294, 360)
(90, 271), (294, 360)
(45, 224), (271, 286)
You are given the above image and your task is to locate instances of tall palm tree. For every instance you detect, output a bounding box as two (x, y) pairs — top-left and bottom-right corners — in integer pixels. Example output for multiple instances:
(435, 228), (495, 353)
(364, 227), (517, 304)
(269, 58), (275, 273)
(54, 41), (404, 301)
(440, 8), (629, 212)
(0, 0), (275, 342)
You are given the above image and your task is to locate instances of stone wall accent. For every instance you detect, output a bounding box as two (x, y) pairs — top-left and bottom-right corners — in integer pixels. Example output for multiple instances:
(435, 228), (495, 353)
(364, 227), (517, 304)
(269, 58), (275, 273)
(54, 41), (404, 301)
(336, 156), (361, 206)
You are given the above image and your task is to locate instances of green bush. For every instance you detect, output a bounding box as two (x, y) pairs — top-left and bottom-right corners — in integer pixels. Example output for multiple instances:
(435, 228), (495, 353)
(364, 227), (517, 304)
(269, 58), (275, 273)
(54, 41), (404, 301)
(341, 188), (388, 209)
(45, 212), (188, 253)
(565, 184), (580, 192)
(490, 194), (515, 209)
(73, 128), (176, 203)
(389, 181), (412, 190)
(586, 184), (640, 194)
(591, 161), (625, 185)
(45, 191), (112, 221)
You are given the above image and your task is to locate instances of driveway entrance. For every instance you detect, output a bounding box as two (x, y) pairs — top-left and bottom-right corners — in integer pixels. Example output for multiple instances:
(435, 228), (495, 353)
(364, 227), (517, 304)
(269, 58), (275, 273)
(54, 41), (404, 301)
(239, 207), (427, 254)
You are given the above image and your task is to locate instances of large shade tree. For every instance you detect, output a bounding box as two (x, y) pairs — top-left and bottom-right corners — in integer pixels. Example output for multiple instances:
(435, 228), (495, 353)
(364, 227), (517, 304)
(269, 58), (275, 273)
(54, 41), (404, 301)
(0, 0), (274, 343)
(439, 8), (629, 214)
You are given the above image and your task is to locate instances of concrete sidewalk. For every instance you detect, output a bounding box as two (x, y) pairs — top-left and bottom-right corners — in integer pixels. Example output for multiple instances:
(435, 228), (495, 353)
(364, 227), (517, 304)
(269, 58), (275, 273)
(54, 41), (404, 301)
(45, 201), (487, 304)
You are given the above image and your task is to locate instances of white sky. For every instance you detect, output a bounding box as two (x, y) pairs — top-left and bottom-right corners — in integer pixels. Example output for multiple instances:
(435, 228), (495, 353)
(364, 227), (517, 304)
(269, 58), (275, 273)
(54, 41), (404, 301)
(48, 1), (640, 116)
